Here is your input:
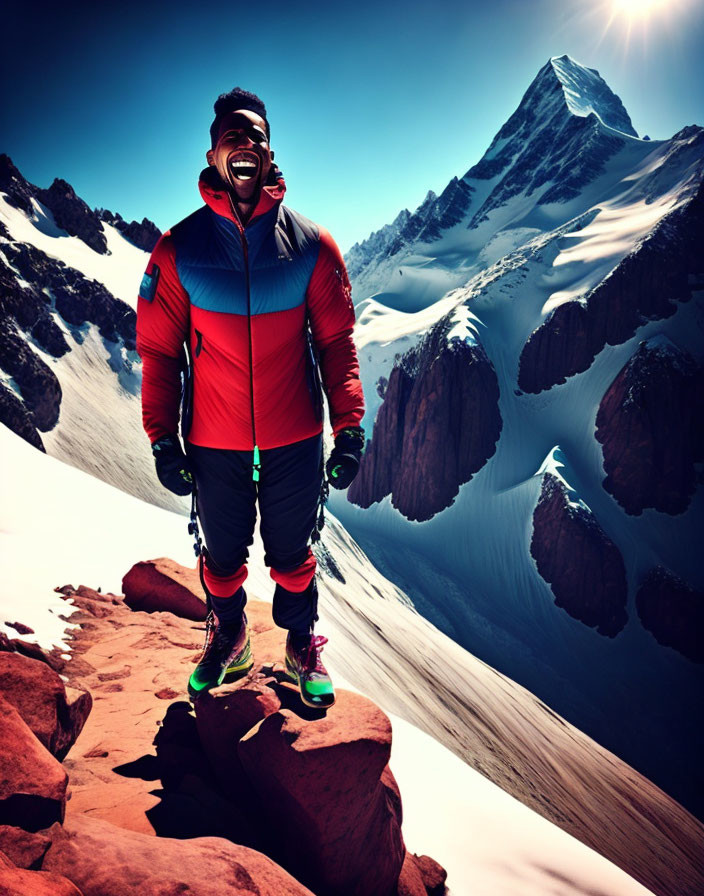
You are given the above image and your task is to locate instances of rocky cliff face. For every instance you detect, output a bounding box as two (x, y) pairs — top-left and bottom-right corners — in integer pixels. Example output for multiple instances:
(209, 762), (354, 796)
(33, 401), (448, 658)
(518, 161), (704, 394)
(0, 563), (447, 896)
(530, 472), (628, 637)
(636, 566), (704, 664)
(35, 179), (109, 255)
(595, 337), (704, 515)
(0, 203), (137, 448)
(349, 323), (502, 521)
(96, 209), (161, 253)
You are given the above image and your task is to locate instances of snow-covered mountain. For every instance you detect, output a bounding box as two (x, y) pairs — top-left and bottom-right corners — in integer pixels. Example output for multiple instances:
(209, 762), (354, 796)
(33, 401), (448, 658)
(336, 54), (704, 818)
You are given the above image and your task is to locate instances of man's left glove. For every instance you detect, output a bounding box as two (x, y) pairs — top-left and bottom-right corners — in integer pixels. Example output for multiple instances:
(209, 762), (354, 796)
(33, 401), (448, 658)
(326, 427), (365, 490)
(151, 434), (194, 496)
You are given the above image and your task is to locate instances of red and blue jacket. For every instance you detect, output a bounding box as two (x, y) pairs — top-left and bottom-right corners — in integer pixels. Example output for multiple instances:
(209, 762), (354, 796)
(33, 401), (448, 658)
(136, 166), (365, 451)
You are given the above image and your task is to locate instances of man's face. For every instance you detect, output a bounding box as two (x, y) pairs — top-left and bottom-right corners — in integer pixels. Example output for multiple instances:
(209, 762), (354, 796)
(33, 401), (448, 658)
(206, 108), (273, 205)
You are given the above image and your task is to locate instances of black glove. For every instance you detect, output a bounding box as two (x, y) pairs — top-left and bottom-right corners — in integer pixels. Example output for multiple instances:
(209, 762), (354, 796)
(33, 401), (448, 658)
(151, 434), (193, 496)
(326, 427), (365, 490)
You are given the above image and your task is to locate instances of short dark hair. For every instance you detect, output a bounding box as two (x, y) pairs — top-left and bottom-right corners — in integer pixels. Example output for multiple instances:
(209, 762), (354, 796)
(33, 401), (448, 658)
(210, 88), (270, 147)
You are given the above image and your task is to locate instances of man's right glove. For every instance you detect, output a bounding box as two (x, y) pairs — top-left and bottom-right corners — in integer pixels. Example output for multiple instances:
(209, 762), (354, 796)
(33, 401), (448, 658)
(326, 426), (365, 490)
(151, 434), (193, 496)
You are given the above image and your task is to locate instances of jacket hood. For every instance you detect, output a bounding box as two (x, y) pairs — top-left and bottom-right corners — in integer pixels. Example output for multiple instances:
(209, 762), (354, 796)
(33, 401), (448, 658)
(198, 163), (286, 226)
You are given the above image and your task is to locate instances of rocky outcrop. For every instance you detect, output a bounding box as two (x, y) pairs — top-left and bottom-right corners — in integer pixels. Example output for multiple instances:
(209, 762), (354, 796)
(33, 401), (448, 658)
(96, 209), (161, 252)
(0, 653), (91, 761)
(0, 570), (445, 896)
(518, 175), (704, 394)
(236, 686), (405, 896)
(0, 382), (45, 451)
(2, 226), (136, 347)
(0, 154), (35, 215)
(122, 558), (208, 621)
(531, 473), (628, 636)
(0, 245), (70, 359)
(0, 696), (68, 830)
(0, 320), (62, 430)
(42, 815), (314, 896)
(349, 324), (502, 521)
(34, 179), (108, 255)
(0, 851), (83, 896)
(0, 825), (52, 869)
(595, 337), (704, 515)
(636, 567), (704, 664)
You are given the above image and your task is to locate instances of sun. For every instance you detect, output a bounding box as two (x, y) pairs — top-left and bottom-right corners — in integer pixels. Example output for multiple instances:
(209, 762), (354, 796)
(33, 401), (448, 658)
(581, 0), (695, 57)
(610, 0), (671, 19)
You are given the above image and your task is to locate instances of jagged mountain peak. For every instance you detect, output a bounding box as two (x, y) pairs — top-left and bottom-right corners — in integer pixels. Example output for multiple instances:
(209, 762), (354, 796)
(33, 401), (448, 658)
(548, 54), (638, 137)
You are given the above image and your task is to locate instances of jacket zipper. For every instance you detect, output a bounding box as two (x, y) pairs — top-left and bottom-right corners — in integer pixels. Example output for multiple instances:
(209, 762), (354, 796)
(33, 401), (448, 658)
(228, 194), (260, 482)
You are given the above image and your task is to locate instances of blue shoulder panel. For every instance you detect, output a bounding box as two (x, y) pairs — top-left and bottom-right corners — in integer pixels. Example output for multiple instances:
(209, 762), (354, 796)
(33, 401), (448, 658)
(170, 203), (321, 316)
(139, 264), (159, 302)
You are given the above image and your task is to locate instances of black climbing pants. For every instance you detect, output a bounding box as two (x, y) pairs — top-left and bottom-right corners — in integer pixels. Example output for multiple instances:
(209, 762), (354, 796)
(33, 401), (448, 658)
(185, 432), (323, 632)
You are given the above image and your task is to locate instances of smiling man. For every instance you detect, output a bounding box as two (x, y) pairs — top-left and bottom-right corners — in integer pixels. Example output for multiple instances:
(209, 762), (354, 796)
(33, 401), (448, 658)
(136, 87), (365, 708)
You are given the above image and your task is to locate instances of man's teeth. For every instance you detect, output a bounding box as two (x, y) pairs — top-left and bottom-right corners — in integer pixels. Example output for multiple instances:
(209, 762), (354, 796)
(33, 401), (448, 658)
(230, 159), (257, 180)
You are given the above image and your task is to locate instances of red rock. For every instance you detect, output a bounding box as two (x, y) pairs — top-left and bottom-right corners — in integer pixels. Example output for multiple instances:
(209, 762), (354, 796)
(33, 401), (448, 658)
(238, 689), (405, 896)
(122, 558), (208, 621)
(395, 852), (427, 896)
(596, 340), (703, 515)
(195, 672), (282, 796)
(0, 862), (83, 896)
(530, 472), (627, 636)
(0, 825), (51, 869)
(42, 815), (314, 895)
(349, 339), (502, 522)
(414, 853), (448, 894)
(0, 696), (67, 830)
(0, 652), (91, 760)
(3, 622), (34, 636)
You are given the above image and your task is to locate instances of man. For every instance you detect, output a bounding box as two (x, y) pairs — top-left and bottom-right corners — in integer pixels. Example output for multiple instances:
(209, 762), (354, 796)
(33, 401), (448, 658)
(136, 87), (365, 708)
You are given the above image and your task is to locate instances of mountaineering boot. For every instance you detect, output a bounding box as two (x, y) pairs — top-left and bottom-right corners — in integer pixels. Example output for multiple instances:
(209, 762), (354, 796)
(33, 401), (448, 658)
(284, 630), (335, 709)
(187, 610), (253, 700)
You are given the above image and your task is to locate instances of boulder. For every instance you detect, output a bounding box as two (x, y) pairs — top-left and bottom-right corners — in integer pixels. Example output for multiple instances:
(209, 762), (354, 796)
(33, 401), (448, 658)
(122, 559), (208, 621)
(42, 815), (314, 896)
(0, 825), (52, 869)
(0, 854), (83, 896)
(0, 696), (68, 830)
(238, 689), (405, 896)
(413, 854), (447, 894)
(0, 652), (91, 760)
(195, 672), (282, 797)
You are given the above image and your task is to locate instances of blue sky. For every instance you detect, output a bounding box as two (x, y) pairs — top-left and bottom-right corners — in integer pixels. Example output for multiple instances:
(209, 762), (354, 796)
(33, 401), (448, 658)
(2, 0), (703, 254)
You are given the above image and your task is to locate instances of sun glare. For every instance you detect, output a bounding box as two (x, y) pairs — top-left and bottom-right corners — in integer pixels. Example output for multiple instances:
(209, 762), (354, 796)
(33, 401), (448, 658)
(573, 0), (696, 58)
(611, 0), (669, 19)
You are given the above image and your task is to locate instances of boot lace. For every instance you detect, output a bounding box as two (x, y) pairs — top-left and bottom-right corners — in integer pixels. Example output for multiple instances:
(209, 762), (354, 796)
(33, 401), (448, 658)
(302, 635), (329, 673)
(199, 610), (216, 661)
